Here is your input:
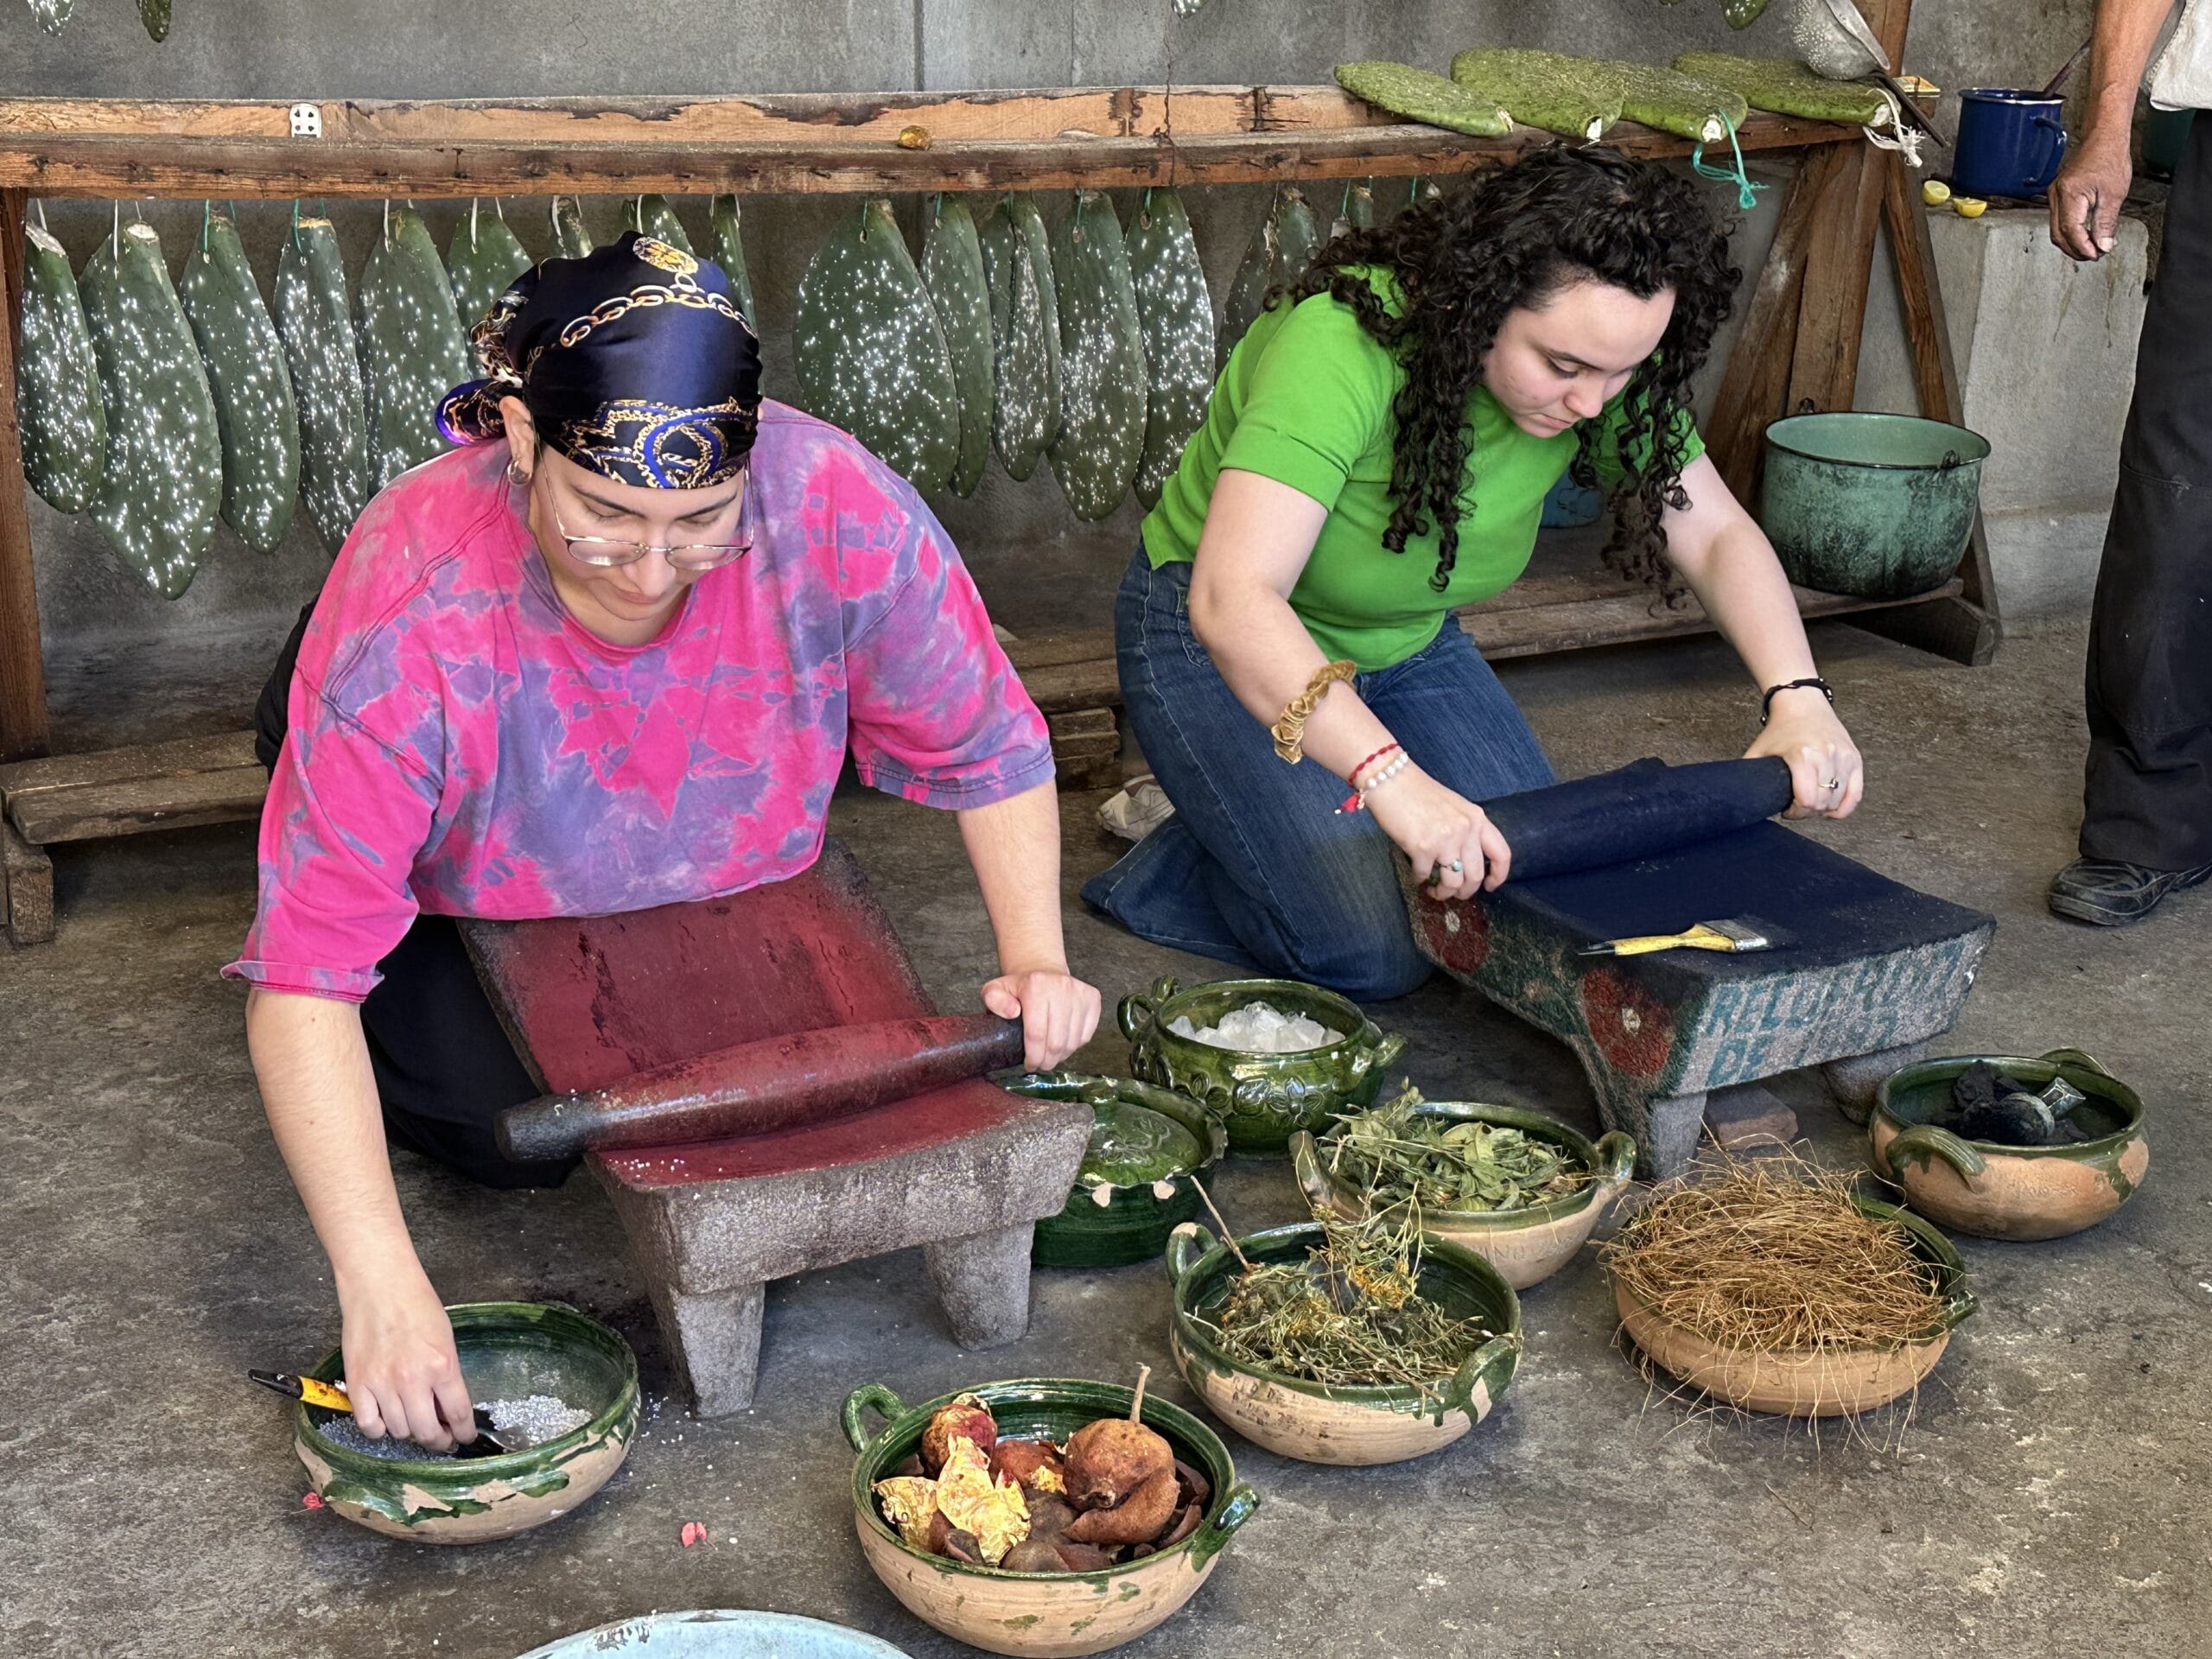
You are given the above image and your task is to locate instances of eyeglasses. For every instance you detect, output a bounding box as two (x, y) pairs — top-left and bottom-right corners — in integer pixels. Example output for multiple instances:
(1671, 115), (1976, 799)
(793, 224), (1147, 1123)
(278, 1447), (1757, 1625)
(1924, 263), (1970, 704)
(542, 468), (755, 570)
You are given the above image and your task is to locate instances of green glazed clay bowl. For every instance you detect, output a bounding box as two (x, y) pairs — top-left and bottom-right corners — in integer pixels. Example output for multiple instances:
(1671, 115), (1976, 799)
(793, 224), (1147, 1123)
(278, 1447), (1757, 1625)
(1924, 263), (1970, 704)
(1166, 1220), (1522, 1466)
(843, 1377), (1258, 1658)
(1872, 1047), (2148, 1241)
(1292, 1103), (1637, 1289)
(293, 1301), (638, 1545)
(1118, 974), (1405, 1153)
(998, 1071), (1230, 1268)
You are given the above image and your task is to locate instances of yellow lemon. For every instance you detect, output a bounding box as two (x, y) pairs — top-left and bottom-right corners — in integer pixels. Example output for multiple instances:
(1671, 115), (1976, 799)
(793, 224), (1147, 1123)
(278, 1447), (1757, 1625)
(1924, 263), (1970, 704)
(1922, 179), (1952, 206)
(1953, 196), (1988, 219)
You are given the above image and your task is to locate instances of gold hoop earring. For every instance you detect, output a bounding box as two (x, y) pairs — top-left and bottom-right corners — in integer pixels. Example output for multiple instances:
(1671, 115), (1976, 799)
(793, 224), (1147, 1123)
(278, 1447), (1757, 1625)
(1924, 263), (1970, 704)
(505, 460), (530, 486)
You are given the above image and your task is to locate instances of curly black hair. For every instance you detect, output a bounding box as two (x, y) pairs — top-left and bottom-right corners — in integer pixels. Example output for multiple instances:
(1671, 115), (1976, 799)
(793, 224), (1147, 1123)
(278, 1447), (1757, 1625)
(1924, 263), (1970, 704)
(1281, 146), (1739, 594)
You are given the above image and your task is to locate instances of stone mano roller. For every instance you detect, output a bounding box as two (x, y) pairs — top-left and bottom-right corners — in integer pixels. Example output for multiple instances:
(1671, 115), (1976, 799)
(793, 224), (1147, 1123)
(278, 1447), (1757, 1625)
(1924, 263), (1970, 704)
(495, 1014), (1026, 1161)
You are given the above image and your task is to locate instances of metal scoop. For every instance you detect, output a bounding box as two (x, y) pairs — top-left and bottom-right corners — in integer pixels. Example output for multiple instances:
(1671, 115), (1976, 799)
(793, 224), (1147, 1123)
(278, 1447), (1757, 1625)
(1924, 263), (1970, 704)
(250, 1370), (510, 1459)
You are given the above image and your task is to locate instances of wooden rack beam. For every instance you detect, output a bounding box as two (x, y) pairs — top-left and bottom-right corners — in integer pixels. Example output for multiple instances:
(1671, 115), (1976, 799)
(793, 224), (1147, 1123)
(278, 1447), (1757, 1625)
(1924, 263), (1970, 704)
(0, 88), (1858, 197)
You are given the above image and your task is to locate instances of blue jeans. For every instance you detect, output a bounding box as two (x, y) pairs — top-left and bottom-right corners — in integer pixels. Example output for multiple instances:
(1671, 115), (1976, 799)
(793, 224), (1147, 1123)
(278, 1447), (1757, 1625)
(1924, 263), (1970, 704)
(1082, 549), (1555, 1001)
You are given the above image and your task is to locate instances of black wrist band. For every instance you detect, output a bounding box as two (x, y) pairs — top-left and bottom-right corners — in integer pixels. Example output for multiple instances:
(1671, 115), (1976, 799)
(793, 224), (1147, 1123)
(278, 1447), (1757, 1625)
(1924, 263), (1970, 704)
(1760, 677), (1834, 727)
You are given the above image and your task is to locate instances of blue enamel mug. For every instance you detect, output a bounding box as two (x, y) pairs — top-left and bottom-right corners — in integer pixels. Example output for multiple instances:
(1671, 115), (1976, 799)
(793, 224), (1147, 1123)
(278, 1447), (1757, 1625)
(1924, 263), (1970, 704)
(1952, 87), (2069, 200)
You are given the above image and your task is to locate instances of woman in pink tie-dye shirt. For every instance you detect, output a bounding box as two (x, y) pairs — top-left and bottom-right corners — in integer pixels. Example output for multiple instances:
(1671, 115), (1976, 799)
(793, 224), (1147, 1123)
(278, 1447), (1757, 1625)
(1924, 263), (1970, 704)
(231, 234), (1099, 1452)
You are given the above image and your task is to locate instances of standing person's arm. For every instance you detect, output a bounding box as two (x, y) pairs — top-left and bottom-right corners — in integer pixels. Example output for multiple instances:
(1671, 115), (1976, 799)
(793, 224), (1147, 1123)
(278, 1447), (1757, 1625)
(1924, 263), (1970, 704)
(957, 783), (1102, 1069)
(2051, 0), (2180, 259)
(246, 989), (477, 1449)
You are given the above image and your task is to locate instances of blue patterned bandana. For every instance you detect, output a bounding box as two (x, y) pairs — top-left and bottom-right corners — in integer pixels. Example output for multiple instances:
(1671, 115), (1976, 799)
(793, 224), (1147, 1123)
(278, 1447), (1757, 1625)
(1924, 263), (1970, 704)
(438, 231), (760, 488)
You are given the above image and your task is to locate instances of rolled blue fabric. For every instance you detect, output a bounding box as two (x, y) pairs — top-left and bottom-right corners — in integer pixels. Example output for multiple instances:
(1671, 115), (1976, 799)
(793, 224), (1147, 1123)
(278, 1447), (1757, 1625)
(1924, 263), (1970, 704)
(1483, 757), (1795, 881)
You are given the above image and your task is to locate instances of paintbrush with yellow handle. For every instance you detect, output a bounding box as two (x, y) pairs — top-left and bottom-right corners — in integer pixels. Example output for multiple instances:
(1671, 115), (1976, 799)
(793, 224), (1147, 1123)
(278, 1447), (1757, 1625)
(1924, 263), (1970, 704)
(1578, 918), (1771, 957)
(249, 1369), (510, 1458)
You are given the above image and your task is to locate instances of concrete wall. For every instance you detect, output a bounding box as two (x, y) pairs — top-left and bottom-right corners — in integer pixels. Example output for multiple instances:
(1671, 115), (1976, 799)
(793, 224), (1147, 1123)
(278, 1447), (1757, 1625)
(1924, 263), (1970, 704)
(1859, 205), (2148, 625)
(3, 0), (2105, 711)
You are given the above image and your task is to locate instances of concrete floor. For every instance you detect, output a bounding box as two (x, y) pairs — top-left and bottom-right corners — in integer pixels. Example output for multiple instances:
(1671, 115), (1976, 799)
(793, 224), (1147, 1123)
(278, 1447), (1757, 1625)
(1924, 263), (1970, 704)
(3, 615), (2207, 1658)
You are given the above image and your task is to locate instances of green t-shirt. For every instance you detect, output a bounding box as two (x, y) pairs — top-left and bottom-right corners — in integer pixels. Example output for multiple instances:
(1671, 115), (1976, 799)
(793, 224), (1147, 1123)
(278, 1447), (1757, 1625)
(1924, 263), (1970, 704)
(1141, 270), (1704, 671)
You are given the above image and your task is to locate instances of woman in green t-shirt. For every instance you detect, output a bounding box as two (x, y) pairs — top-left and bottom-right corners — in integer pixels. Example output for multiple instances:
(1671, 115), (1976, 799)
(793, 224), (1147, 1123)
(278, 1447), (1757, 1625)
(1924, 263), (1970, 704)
(1084, 146), (1865, 1001)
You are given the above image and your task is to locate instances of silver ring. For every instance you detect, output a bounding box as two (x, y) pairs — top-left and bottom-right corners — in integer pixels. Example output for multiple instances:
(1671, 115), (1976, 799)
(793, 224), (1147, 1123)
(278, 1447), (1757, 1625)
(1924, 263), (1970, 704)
(1825, 778), (1841, 791)
(1449, 860), (1464, 873)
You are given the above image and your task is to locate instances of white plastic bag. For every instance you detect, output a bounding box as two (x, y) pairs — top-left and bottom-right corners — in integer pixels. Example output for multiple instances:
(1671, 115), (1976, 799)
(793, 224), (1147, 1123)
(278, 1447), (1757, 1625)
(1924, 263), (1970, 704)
(2150, 0), (2212, 112)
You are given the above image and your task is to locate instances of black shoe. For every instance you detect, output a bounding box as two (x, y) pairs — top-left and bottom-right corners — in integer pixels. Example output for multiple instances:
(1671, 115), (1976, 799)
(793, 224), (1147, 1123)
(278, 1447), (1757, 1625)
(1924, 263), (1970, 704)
(2048, 857), (2212, 925)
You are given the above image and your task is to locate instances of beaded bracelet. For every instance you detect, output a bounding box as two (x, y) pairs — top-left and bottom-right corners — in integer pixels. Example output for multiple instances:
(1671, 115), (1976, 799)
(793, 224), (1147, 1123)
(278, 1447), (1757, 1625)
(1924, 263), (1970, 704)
(1270, 659), (1358, 764)
(1348, 741), (1402, 783)
(1337, 752), (1412, 815)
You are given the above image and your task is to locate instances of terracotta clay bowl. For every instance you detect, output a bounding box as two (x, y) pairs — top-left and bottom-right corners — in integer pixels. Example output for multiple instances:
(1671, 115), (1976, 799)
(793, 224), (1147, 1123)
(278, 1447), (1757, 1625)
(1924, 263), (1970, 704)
(293, 1301), (637, 1545)
(844, 1377), (1257, 1658)
(1291, 1102), (1637, 1289)
(1611, 1195), (1975, 1418)
(1872, 1047), (2149, 1241)
(1166, 1220), (1522, 1466)
(1118, 974), (1404, 1153)
(997, 1071), (1230, 1268)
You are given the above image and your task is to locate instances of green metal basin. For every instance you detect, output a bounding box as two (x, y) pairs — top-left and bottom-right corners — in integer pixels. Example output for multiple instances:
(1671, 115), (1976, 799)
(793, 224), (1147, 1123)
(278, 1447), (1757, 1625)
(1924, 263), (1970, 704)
(1760, 411), (1991, 600)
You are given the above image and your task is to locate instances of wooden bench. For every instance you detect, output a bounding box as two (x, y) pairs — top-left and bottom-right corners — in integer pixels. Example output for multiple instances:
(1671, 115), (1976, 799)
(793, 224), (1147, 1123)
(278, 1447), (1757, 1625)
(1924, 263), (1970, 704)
(0, 730), (268, 945)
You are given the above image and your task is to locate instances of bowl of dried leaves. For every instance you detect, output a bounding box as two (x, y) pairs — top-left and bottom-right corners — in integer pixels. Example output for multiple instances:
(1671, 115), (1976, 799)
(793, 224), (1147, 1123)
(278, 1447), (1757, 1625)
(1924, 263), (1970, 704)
(1601, 1158), (1974, 1417)
(1166, 1211), (1522, 1466)
(1292, 1088), (1637, 1289)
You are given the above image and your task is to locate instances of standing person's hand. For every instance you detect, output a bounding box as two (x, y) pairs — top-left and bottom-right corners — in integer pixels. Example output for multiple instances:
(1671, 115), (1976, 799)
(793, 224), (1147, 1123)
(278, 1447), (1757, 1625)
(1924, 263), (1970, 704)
(1365, 766), (1513, 901)
(337, 1265), (477, 1451)
(982, 967), (1103, 1071)
(2049, 135), (2134, 261)
(1746, 697), (1865, 820)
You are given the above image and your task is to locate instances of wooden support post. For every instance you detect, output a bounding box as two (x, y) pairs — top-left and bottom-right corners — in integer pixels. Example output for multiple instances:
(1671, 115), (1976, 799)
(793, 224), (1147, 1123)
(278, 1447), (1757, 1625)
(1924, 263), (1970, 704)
(1784, 142), (1889, 416)
(0, 186), (50, 761)
(1782, 0), (1911, 420)
(1704, 144), (1841, 506)
(1858, 151), (2001, 664)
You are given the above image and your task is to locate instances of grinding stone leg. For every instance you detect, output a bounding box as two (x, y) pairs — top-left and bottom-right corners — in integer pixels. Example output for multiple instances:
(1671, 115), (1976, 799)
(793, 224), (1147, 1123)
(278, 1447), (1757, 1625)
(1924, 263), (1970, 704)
(1703, 1082), (1799, 1153)
(925, 1224), (1038, 1351)
(2, 820), (54, 946)
(650, 1280), (766, 1417)
(1821, 1042), (1929, 1126)
(1641, 1092), (1708, 1183)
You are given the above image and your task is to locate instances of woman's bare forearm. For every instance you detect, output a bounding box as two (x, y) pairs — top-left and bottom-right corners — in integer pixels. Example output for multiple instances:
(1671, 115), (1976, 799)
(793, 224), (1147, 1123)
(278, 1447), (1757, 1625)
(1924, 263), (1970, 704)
(956, 779), (1070, 975)
(245, 987), (423, 1295)
(1186, 471), (1398, 783)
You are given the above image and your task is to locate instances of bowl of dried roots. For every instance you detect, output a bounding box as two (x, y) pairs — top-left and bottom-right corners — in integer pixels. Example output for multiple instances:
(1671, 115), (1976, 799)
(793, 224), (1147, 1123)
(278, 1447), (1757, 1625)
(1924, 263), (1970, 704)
(1600, 1159), (1974, 1418)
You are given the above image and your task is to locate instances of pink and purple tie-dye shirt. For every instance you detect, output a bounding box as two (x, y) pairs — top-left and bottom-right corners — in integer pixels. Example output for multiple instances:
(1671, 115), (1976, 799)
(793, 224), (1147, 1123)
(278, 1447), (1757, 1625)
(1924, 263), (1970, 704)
(226, 403), (1052, 1002)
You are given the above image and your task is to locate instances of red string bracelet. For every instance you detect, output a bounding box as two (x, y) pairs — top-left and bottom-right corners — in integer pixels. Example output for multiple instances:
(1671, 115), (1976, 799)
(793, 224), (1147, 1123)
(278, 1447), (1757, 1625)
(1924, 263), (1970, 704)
(1349, 742), (1401, 785)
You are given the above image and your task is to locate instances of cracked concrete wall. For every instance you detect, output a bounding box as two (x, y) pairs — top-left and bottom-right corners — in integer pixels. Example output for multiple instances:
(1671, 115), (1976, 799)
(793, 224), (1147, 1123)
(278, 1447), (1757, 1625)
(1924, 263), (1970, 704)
(3, 0), (2101, 677)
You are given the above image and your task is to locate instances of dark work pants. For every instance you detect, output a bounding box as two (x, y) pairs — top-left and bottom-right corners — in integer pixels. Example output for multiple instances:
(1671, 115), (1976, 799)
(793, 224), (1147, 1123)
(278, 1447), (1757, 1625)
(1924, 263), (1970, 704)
(256, 603), (575, 1190)
(2082, 114), (2212, 869)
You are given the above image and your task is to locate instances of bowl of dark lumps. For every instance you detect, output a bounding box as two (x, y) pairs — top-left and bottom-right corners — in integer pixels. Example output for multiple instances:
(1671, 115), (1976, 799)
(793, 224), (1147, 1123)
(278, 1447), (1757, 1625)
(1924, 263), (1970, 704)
(1871, 1048), (2148, 1241)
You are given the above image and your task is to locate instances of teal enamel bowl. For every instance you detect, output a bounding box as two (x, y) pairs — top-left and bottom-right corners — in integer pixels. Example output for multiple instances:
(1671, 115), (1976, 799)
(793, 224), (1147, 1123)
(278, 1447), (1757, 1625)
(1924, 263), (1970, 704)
(844, 1377), (1257, 1657)
(293, 1301), (638, 1544)
(517, 1611), (913, 1657)
(998, 1071), (1230, 1268)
